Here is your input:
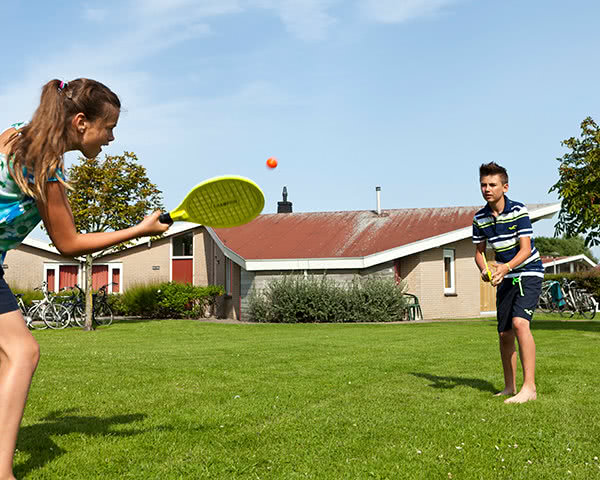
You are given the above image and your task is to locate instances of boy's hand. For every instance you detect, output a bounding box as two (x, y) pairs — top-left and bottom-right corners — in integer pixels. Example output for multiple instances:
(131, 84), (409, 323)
(481, 269), (491, 282)
(491, 263), (510, 286)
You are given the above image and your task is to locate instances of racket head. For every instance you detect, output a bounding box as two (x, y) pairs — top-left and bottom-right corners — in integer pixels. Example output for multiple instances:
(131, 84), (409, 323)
(170, 176), (265, 228)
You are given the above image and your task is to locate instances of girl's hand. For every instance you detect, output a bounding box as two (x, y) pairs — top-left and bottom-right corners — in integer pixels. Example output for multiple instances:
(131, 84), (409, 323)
(137, 211), (170, 237)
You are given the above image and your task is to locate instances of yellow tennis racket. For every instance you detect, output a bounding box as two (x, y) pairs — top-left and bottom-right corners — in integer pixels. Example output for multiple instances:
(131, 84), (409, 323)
(482, 251), (493, 282)
(159, 175), (265, 228)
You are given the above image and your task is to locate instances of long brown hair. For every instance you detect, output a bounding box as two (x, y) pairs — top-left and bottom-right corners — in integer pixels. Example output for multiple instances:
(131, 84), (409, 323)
(8, 78), (121, 201)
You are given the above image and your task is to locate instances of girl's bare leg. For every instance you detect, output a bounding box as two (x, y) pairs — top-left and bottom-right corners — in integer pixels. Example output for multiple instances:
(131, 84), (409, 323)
(0, 310), (40, 480)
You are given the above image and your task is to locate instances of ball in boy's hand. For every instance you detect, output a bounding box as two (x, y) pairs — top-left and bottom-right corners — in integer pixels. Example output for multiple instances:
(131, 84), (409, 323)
(266, 157), (278, 169)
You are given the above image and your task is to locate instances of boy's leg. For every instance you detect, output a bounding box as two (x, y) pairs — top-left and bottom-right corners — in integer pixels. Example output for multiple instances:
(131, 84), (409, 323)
(495, 279), (517, 395)
(504, 316), (536, 404)
(0, 310), (40, 480)
(496, 329), (517, 395)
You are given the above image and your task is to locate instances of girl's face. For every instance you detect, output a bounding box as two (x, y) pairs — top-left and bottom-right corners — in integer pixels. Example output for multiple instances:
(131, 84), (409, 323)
(80, 106), (119, 158)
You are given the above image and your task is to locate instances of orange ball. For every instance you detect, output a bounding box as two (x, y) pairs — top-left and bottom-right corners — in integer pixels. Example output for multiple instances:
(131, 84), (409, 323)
(266, 157), (278, 169)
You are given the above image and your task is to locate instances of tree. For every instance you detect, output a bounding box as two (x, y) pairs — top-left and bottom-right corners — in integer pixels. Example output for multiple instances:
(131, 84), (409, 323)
(66, 152), (164, 330)
(550, 116), (600, 246)
(534, 235), (598, 263)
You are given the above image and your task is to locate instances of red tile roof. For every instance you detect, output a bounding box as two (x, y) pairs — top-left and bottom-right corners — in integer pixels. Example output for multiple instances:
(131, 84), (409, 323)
(213, 204), (555, 260)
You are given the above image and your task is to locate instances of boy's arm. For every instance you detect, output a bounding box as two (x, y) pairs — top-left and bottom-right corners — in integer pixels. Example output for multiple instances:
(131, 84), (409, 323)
(491, 236), (532, 285)
(474, 241), (491, 282)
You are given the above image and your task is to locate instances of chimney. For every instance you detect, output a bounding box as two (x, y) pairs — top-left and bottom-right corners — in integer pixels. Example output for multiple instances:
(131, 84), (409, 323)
(376, 186), (381, 215)
(277, 186), (293, 213)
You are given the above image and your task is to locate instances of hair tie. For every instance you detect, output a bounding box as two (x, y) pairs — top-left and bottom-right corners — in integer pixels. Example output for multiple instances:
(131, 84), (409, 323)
(58, 81), (68, 91)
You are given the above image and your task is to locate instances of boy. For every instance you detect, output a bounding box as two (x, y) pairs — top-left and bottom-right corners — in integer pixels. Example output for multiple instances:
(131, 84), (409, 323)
(472, 162), (543, 404)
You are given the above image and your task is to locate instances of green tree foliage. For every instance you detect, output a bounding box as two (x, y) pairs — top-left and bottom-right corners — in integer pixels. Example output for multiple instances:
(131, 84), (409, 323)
(66, 152), (164, 329)
(535, 235), (598, 263)
(550, 116), (600, 246)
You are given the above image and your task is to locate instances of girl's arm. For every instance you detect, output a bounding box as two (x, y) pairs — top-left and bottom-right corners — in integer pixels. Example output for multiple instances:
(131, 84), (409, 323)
(36, 181), (170, 257)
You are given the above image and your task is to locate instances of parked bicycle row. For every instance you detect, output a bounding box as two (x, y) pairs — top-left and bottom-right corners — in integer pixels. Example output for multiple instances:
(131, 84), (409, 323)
(16, 282), (116, 330)
(537, 278), (597, 319)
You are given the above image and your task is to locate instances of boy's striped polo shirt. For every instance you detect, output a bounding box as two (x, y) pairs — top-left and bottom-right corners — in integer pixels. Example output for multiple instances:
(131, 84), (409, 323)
(472, 196), (544, 278)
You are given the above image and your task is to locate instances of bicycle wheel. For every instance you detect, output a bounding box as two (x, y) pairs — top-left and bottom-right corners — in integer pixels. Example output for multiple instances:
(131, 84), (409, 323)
(43, 303), (71, 329)
(27, 303), (48, 330)
(72, 304), (87, 327)
(579, 294), (596, 320)
(558, 295), (576, 318)
(94, 302), (114, 326)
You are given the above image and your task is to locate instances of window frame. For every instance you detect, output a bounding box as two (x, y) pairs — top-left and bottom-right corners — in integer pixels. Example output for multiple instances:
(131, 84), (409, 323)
(443, 248), (456, 295)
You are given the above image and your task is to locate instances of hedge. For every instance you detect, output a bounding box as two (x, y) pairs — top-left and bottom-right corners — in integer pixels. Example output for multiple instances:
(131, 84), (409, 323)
(248, 275), (408, 323)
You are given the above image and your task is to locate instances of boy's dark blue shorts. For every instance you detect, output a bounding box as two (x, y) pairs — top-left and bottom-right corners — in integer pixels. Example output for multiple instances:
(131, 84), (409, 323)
(0, 267), (19, 315)
(496, 276), (542, 333)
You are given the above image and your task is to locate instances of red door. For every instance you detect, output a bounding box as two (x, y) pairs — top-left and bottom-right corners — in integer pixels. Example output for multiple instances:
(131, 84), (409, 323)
(112, 268), (120, 293)
(59, 266), (78, 290)
(46, 269), (56, 292)
(172, 259), (193, 284)
(92, 265), (109, 290)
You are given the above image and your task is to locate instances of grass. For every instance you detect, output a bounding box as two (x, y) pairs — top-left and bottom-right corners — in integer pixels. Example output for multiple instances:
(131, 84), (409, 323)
(15, 314), (600, 479)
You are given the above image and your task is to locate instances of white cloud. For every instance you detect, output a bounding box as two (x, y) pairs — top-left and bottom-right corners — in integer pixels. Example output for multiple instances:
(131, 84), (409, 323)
(250, 0), (340, 41)
(360, 0), (462, 24)
(133, 0), (243, 18)
(83, 7), (108, 22)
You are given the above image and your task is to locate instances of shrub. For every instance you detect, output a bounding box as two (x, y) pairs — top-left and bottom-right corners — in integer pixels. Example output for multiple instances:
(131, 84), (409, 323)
(11, 287), (43, 308)
(117, 283), (161, 317)
(100, 282), (224, 319)
(248, 275), (407, 323)
(156, 283), (224, 319)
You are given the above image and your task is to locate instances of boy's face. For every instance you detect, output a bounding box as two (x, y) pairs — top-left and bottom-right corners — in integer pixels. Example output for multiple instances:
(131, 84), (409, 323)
(480, 174), (508, 204)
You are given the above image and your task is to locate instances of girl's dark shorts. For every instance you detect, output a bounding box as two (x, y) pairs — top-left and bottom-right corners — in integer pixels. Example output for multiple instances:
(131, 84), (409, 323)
(0, 266), (19, 315)
(496, 276), (542, 333)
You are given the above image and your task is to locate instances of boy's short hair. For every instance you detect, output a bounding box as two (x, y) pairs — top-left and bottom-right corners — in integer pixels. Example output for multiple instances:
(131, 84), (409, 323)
(479, 162), (508, 185)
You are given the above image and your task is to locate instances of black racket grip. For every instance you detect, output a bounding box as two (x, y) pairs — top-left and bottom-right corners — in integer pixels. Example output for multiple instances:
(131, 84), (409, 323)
(158, 212), (173, 225)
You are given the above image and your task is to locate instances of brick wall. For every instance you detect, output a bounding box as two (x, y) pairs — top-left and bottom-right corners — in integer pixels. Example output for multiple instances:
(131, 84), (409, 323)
(399, 238), (481, 319)
(3, 245), (68, 290)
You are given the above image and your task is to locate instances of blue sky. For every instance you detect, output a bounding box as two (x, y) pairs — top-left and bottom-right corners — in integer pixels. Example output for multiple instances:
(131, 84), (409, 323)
(2, 0), (599, 256)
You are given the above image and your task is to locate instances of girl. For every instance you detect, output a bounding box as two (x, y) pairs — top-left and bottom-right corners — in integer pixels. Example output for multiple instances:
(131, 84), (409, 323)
(0, 78), (170, 479)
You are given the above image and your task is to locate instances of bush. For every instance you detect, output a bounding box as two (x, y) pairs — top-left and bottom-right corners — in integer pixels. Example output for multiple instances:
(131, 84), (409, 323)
(101, 282), (224, 319)
(248, 275), (407, 323)
(11, 287), (43, 308)
(155, 283), (224, 319)
(116, 283), (161, 317)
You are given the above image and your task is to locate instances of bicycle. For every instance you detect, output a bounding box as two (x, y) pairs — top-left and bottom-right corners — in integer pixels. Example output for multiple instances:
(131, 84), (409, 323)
(60, 285), (86, 327)
(92, 283), (116, 327)
(30, 282), (71, 329)
(17, 282), (71, 330)
(538, 280), (564, 313)
(14, 293), (47, 330)
(558, 279), (596, 319)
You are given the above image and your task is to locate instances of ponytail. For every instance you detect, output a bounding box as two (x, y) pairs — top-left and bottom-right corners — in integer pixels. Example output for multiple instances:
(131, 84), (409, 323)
(8, 78), (121, 202)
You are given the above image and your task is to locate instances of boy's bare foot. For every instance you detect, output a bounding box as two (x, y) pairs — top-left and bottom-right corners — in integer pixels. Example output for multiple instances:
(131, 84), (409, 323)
(494, 388), (516, 396)
(504, 387), (537, 404)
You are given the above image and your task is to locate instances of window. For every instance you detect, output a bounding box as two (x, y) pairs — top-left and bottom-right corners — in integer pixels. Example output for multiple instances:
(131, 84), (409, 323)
(443, 249), (455, 294)
(225, 258), (232, 295)
(172, 233), (193, 257)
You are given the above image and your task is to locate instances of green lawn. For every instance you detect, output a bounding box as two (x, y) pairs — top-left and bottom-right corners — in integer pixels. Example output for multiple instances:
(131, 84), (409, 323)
(16, 315), (600, 479)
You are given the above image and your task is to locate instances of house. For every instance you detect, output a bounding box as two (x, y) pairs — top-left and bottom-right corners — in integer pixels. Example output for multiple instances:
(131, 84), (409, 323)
(541, 254), (598, 274)
(4, 199), (561, 321)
